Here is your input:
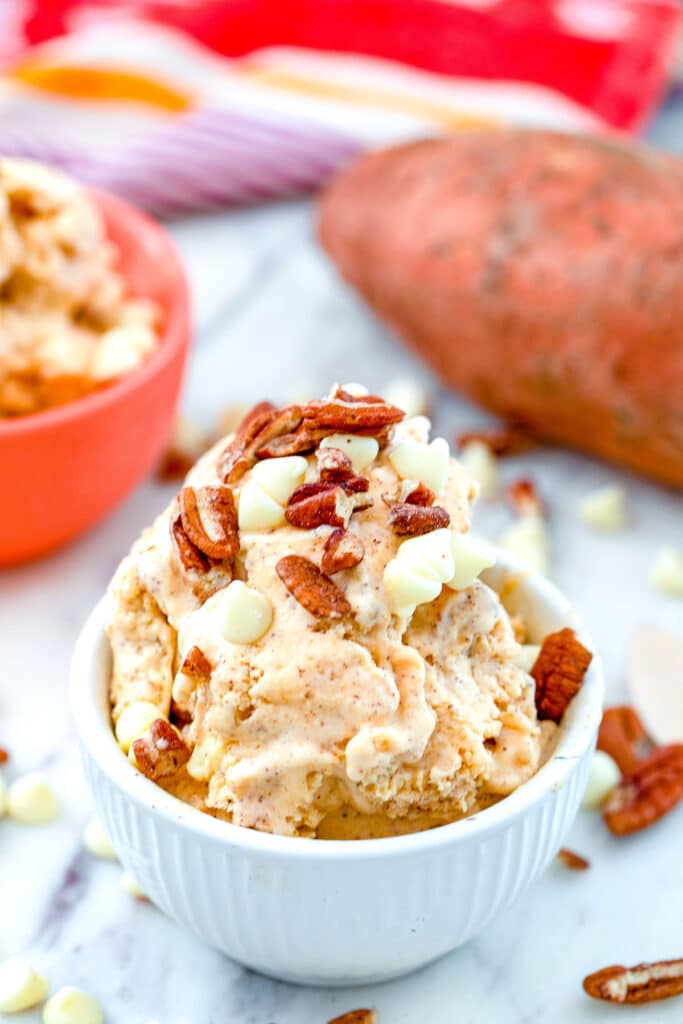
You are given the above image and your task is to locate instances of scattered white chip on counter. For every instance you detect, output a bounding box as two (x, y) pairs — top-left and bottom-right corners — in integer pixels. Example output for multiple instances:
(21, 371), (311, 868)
(459, 440), (498, 501)
(499, 516), (549, 576)
(220, 580), (273, 644)
(578, 484), (626, 531)
(121, 871), (147, 901)
(115, 701), (160, 754)
(319, 434), (379, 474)
(446, 533), (497, 591)
(42, 986), (103, 1024)
(83, 816), (118, 861)
(389, 437), (450, 496)
(517, 644), (541, 674)
(7, 773), (60, 825)
(651, 547), (683, 598)
(382, 377), (429, 417)
(0, 957), (49, 1013)
(581, 751), (621, 810)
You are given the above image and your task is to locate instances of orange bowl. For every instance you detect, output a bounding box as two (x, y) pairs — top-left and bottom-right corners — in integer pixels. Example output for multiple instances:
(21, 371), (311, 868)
(0, 189), (191, 566)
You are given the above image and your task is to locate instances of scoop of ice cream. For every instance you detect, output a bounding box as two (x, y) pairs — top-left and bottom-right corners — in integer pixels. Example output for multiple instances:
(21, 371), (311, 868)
(107, 389), (544, 837)
(0, 158), (159, 418)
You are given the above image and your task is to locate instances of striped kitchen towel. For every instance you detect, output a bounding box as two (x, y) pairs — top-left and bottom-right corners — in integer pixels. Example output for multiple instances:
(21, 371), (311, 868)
(1, 0), (679, 217)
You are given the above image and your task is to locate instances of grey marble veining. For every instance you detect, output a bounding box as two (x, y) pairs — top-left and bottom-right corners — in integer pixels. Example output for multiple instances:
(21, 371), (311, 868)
(2, 109), (683, 1023)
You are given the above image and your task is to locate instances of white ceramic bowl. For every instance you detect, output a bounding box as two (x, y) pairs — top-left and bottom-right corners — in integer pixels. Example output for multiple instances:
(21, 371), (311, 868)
(70, 555), (603, 987)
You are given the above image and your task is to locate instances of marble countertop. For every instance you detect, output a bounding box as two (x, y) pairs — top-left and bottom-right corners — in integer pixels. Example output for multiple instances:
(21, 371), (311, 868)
(2, 101), (683, 1023)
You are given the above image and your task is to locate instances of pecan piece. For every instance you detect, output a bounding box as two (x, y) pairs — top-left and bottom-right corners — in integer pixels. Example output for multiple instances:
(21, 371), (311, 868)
(603, 744), (683, 835)
(171, 516), (232, 600)
(321, 528), (365, 574)
(179, 486), (238, 561)
(557, 848), (590, 871)
(171, 514), (209, 574)
(0, 747), (8, 765)
(531, 628), (592, 722)
(584, 958), (683, 1004)
(286, 481), (372, 530)
(506, 478), (544, 518)
(329, 384), (386, 404)
(302, 398), (403, 433)
(328, 1012), (377, 1024)
(132, 719), (191, 781)
(180, 645), (212, 683)
(383, 479), (436, 507)
(317, 445), (354, 482)
(598, 705), (651, 775)
(457, 426), (533, 456)
(219, 402), (302, 482)
(388, 502), (450, 536)
(276, 555), (351, 618)
(256, 426), (317, 459)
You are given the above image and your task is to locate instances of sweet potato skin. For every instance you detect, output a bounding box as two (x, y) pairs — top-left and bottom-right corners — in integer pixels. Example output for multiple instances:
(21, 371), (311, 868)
(318, 131), (683, 489)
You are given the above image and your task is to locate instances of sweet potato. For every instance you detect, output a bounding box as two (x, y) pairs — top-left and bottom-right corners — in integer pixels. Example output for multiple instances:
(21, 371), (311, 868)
(318, 131), (683, 489)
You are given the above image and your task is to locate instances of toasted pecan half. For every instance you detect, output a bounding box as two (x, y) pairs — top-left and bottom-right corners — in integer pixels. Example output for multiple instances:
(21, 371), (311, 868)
(603, 744), (683, 836)
(328, 1012), (377, 1024)
(321, 528), (365, 574)
(276, 554), (351, 618)
(132, 719), (191, 781)
(286, 481), (372, 530)
(531, 628), (592, 722)
(388, 502), (450, 536)
(171, 516), (232, 600)
(598, 706), (651, 775)
(179, 485), (239, 561)
(219, 402), (302, 481)
(584, 958), (683, 1004)
(301, 398), (403, 434)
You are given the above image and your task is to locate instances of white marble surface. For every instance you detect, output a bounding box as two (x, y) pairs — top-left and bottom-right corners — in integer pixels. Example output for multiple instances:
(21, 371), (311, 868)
(2, 135), (683, 1022)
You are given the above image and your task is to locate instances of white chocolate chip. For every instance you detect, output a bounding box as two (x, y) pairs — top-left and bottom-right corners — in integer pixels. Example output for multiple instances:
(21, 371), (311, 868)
(115, 701), (160, 754)
(389, 437), (450, 496)
(220, 580), (273, 644)
(581, 751), (621, 810)
(391, 415), (431, 446)
(187, 734), (225, 780)
(83, 816), (117, 861)
(0, 957), (49, 1013)
(445, 533), (497, 591)
(382, 377), (429, 417)
(237, 482), (285, 531)
(0, 773), (6, 817)
(384, 528), (455, 613)
(340, 381), (369, 397)
(91, 325), (155, 381)
(578, 484), (626, 531)
(121, 872), (147, 901)
(7, 773), (60, 825)
(383, 562), (443, 615)
(517, 643), (541, 674)
(651, 547), (683, 598)
(43, 986), (103, 1024)
(251, 456), (307, 505)
(499, 516), (549, 576)
(319, 434), (379, 474)
(459, 441), (498, 501)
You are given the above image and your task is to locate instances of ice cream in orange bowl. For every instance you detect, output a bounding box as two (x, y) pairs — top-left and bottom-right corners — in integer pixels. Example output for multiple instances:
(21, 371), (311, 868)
(0, 159), (190, 565)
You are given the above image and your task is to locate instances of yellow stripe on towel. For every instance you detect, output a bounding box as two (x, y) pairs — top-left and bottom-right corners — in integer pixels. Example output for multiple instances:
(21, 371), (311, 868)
(10, 63), (192, 112)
